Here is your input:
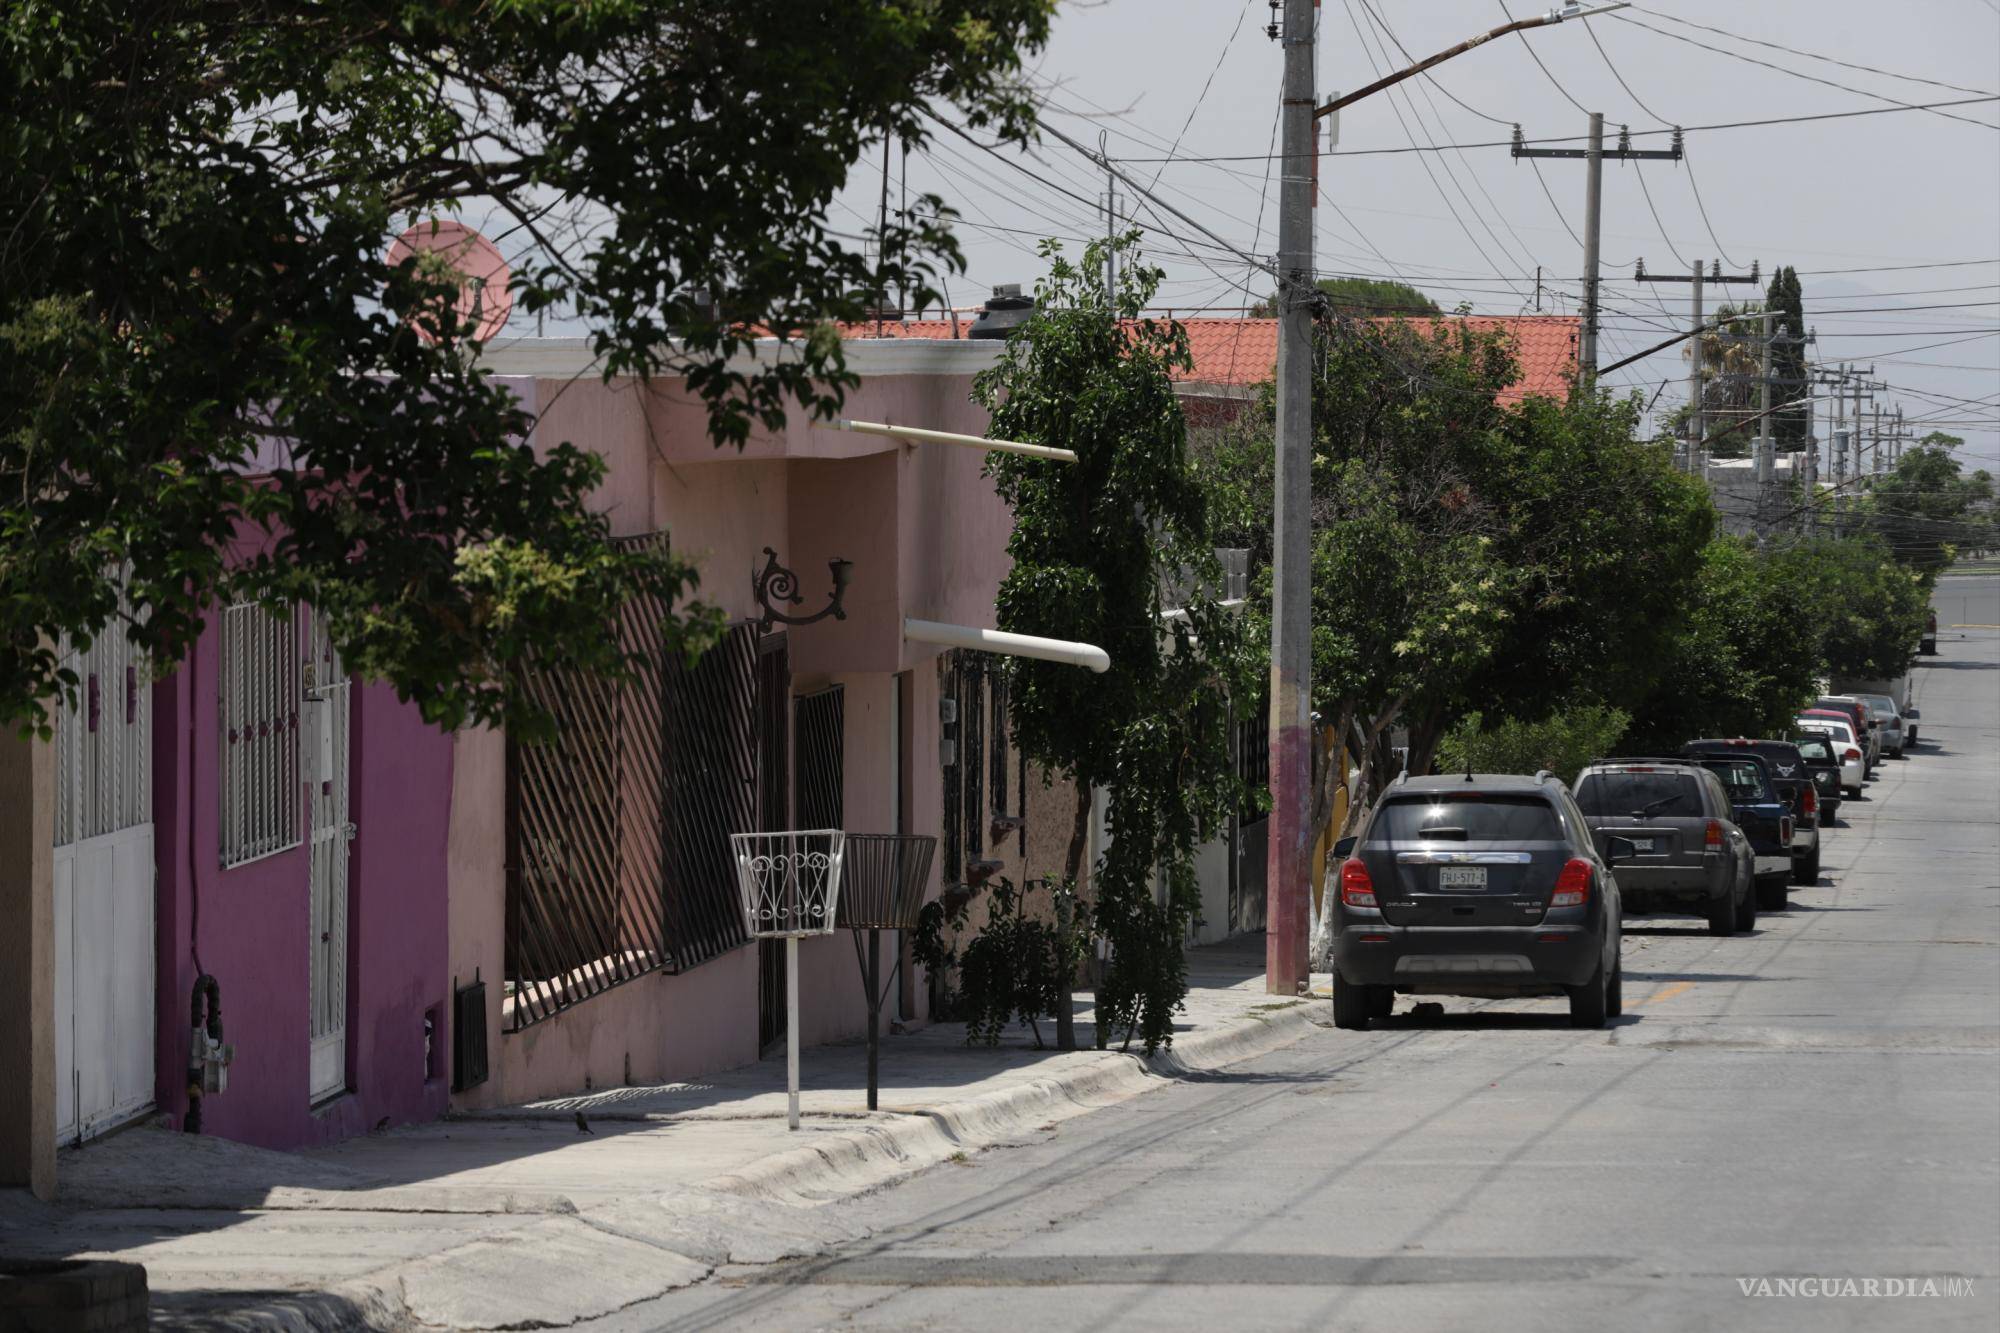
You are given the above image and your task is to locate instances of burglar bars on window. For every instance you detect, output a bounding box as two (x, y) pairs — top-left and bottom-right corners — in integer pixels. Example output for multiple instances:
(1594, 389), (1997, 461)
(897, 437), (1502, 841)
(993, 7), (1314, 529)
(219, 602), (302, 867)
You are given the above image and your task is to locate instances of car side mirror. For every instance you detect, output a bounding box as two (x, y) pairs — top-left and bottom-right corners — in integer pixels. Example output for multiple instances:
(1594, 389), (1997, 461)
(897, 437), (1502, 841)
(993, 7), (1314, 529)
(1333, 835), (1357, 859)
(1605, 835), (1637, 866)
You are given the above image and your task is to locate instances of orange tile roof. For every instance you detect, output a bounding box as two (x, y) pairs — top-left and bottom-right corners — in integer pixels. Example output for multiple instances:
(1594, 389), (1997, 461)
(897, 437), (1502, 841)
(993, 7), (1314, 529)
(841, 313), (1579, 404)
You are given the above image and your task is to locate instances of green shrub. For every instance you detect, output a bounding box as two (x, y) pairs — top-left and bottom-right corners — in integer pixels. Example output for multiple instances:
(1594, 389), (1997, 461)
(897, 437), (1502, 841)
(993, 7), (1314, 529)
(1436, 706), (1632, 788)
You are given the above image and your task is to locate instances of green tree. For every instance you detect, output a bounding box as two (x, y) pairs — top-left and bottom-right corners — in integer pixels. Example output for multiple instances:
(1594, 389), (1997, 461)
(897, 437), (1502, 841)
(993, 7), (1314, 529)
(1769, 535), (1927, 681)
(1690, 302), (1767, 460)
(2, 0), (1055, 730)
(1298, 317), (1519, 823)
(1620, 539), (1820, 751)
(1450, 388), (1714, 753)
(975, 236), (1255, 1056)
(1251, 277), (1439, 319)
(1861, 440), (1995, 575)
(1766, 267), (1811, 451)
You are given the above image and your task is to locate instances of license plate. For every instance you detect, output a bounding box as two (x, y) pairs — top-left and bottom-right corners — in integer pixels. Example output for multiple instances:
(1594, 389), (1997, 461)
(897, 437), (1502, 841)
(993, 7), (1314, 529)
(1631, 838), (1656, 854)
(1438, 866), (1487, 889)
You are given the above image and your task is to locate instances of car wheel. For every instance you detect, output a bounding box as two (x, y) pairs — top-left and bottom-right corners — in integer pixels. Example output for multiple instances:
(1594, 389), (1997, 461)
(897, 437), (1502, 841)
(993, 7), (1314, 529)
(1606, 958), (1623, 1019)
(1844, 786), (1862, 799)
(1707, 883), (1738, 936)
(1332, 976), (1377, 1031)
(1792, 847), (1821, 886)
(1568, 959), (1609, 1029)
(1368, 985), (1395, 1020)
(1755, 872), (1787, 912)
(1737, 878), (1760, 930)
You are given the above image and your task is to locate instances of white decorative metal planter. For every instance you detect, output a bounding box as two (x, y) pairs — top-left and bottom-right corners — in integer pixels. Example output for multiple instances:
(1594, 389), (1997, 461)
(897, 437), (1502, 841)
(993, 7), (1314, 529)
(730, 830), (845, 1129)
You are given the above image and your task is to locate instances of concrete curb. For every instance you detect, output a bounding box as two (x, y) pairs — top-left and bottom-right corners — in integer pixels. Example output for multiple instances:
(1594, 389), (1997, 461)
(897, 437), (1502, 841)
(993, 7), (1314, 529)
(700, 998), (1319, 1205)
(153, 999), (1320, 1331)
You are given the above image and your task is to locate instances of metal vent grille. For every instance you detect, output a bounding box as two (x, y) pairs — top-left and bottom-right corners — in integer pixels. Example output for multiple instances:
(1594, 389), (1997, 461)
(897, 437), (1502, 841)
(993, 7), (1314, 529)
(219, 602), (302, 867)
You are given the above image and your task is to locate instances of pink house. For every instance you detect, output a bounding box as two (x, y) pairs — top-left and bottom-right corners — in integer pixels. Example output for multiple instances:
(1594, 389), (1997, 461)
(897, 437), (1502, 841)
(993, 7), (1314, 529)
(445, 338), (1042, 1110)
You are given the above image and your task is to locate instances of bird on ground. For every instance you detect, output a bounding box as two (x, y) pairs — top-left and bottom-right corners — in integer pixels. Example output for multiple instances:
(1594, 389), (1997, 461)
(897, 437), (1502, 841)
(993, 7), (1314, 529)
(575, 1110), (593, 1135)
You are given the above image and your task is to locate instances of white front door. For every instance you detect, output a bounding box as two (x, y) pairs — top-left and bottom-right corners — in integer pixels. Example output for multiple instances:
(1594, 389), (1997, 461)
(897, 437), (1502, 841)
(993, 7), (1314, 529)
(52, 615), (156, 1146)
(304, 612), (353, 1104)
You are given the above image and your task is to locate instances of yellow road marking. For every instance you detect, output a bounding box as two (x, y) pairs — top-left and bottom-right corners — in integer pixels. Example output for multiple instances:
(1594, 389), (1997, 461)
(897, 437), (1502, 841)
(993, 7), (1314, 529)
(1948, 623), (2000, 629)
(1634, 980), (1695, 1008)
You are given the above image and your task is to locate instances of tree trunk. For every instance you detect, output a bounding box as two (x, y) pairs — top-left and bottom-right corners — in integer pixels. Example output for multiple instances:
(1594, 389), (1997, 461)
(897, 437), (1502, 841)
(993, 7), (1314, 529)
(1056, 780), (1091, 1052)
(1405, 709), (1449, 780)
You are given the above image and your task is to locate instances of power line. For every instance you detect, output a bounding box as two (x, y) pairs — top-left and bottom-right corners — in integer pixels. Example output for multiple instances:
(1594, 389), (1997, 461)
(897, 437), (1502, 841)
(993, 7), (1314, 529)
(1145, 0), (1257, 192)
(1624, 4), (1999, 100)
(1105, 96), (2000, 161)
(1495, 0), (1589, 114)
(1342, 0), (1534, 297)
(1609, 12), (2000, 133)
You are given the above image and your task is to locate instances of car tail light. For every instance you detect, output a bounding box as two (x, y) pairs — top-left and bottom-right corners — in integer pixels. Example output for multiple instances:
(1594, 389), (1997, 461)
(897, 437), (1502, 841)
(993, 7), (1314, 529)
(1780, 816), (1793, 844)
(1550, 858), (1592, 909)
(1844, 746), (1861, 762)
(1802, 785), (1818, 818)
(1705, 818), (1725, 851)
(1339, 857), (1377, 909)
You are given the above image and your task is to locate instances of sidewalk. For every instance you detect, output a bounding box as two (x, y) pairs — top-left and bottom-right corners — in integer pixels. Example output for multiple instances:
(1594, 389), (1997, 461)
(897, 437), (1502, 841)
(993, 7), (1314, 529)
(0, 936), (1325, 1331)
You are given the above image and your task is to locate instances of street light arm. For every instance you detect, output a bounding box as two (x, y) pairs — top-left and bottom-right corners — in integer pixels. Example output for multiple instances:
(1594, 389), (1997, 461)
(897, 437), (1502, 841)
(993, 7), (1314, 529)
(1315, 2), (1630, 119)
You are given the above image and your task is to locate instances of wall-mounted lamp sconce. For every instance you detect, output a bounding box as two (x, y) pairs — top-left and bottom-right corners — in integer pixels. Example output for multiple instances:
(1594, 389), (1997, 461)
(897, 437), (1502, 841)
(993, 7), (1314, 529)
(753, 547), (853, 628)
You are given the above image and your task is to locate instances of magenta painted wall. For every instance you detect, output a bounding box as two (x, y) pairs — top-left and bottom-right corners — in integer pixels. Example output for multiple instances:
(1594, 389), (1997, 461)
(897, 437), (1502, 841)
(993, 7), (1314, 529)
(152, 618), (453, 1150)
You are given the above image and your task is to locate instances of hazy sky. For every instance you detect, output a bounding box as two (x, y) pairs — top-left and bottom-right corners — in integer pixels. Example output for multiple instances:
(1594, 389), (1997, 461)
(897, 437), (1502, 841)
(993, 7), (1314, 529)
(844, 0), (2000, 469)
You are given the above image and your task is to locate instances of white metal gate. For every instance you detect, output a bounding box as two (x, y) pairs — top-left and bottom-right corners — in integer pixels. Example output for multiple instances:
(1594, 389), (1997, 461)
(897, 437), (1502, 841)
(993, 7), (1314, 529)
(53, 617), (156, 1146)
(304, 611), (354, 1104)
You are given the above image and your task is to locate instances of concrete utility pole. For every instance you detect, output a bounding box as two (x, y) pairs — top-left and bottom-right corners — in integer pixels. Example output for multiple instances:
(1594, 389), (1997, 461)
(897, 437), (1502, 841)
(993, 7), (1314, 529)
(1258, 0), (1632, 994)
(1513, 119), (1680, 379)
(1757, 310), (1774, 531)
(1265, 0), (1316, 995)
(1099, 133), (1120, 306)
(1581, 113), (1604, 373)
(1636, 257), (1760, 472)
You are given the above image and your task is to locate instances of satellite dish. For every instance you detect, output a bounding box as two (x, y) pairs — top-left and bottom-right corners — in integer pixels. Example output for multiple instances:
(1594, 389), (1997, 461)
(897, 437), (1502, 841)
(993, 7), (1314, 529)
(385, 221), (513, 343)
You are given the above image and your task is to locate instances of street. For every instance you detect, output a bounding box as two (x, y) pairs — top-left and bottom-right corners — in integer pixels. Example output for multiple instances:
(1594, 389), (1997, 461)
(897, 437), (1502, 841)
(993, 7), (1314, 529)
(606, 578), (2000, 1332)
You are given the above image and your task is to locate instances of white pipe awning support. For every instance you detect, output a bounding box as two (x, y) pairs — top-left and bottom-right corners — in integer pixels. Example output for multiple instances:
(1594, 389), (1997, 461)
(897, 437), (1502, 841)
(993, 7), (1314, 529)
(903, 618), (1110, 673)
(836, 418), (1077, 463)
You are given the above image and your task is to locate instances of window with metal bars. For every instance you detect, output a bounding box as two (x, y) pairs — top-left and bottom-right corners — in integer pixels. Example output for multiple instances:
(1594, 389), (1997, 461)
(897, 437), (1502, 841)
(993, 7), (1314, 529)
(219, 602), (302, 867)
(504, 577), (767, 1031)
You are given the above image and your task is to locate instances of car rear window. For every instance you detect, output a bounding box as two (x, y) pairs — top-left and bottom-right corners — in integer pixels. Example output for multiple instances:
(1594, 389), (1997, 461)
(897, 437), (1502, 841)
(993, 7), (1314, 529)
(1574, 772), (1703, 818)
(1795, 737), (1835, 764)
(1695, 758), (1772, 801)
(1368, 795), (1563, 842)
(1798, 716), (1853, 743)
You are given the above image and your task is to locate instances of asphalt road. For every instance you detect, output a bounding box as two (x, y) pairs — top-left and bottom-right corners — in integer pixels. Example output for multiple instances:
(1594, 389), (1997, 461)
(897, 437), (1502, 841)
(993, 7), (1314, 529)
(617, 576), (2000, 1333)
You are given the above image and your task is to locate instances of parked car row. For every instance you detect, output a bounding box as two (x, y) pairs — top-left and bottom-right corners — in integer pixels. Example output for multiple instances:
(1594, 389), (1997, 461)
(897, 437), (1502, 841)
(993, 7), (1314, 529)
(1327, 690), (1928, 1032)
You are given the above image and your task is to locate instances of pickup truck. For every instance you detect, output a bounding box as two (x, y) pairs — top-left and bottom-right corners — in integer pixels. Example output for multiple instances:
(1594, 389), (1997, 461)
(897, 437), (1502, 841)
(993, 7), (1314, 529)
(1686, 751), (1795, 911)
(1685, 739), (1821, 886)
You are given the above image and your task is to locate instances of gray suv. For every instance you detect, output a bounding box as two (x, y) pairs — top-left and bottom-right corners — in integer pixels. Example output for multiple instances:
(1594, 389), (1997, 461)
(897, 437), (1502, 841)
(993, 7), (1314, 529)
(1331, 772), (1626, 1031)
(1573, 760), (1755, 935)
